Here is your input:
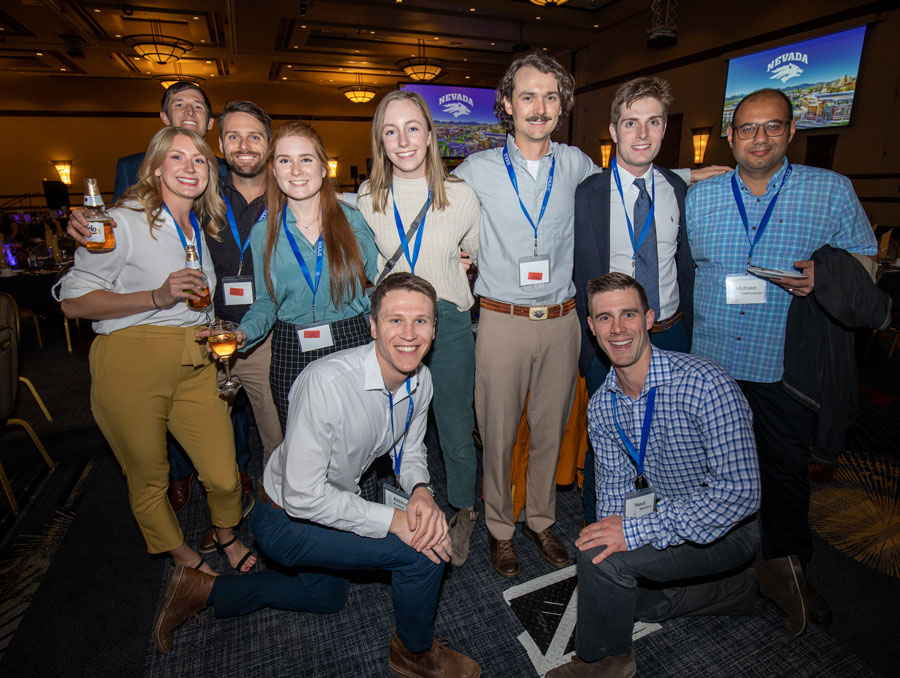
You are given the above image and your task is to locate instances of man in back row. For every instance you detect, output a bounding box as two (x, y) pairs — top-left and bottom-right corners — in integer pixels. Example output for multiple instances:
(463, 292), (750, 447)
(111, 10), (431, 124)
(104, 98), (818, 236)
(686, 88), (878, 625)
(549, 273), (807, 678)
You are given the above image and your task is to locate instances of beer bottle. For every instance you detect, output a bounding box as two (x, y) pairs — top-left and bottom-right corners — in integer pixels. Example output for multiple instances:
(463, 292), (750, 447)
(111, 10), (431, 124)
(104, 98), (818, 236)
(184, 245), (211, 309)
(82, 178), (116, 252)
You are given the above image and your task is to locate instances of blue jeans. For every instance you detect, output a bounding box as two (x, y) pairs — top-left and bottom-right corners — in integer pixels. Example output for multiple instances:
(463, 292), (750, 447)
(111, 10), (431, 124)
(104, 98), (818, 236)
(211, 500), (444, 653)
(576, 517), (759, 661)
(582, 321), (688, 523)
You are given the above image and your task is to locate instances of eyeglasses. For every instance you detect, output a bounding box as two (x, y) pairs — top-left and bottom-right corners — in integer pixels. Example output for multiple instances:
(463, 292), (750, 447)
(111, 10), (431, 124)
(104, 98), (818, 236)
(731, 119), (789, 140)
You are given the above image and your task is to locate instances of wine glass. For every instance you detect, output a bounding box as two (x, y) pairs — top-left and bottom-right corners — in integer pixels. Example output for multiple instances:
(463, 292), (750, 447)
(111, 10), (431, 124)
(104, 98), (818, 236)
(208, 319), (241, 394)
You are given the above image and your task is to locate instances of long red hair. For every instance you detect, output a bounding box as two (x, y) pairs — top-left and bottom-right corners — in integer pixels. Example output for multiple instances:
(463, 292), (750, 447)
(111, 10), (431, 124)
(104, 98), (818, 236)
(262, 121), (366, 306)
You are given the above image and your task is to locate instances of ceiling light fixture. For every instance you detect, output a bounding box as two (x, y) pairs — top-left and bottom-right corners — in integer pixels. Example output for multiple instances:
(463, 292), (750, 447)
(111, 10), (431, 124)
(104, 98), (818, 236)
(529, 0), (569, 6)
(396, 39), (444, 81)
(340, 73), (378, 103)
(122, 20), (193, 65)
(52, 161), (73, 185)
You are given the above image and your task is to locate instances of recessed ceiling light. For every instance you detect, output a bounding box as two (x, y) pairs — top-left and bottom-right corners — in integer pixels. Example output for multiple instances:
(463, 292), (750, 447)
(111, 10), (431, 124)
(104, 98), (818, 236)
(133, 57), (140, 61)
(470, 7), (476, 11)
(60, 67), (66, 71)
(593, 24), (599, 28)
(287, 64), (292, 68)
(301, 25), (307, 28)
(370, 31), (375, 34)
(465, 75), (470, 79)
(536, 16), (542, 20)
(282, 76), (287, 80)
(433, 37), (439, 40)
(463, 58), (468, 61)
(93, 8), (100, 12)
(193, 16), (200, 20)
(542, 47), (547, 51)
(490, 42), (495, 46)
(200, 39), (205, 43)
(36, 51), (43, 56)
(205, 60), (212, 64)
(293, 45), (299, 48)
(114, 34), (121, 38)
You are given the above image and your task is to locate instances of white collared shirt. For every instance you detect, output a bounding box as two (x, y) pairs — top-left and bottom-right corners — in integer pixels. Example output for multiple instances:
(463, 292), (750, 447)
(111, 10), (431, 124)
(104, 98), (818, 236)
(609, 163), (680, 320)
(262, 342), (432, 539)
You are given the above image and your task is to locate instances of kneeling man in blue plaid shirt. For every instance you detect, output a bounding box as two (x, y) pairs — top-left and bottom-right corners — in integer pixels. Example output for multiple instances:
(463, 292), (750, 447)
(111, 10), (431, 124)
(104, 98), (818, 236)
(549, 273), (807, 678)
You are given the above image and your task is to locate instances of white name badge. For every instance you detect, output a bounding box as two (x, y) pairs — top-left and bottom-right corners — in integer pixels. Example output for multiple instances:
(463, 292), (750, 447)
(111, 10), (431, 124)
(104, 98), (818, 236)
(382, 483), (410, 511)
(725, 274), (767, 305)
(518, 255), (551, 287)
(222, 276), (254, 306)
(297, 323), (334, 352)
(623, 486), (657, 518)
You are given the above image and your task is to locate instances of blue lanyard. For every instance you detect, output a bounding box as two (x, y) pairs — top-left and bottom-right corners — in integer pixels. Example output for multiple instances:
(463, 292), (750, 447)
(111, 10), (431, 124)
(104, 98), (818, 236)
(387, 378), (414, 476)
(163, 203), (203, 265)
(222, 196), (253, 275)
(281, 206), (324, 321)
(611, 157), (656, 258)
(611, 386), (657, 486)
(391, 186), (430, 275)
(502, 144), (556, 255)
(731, 163), (793, 266)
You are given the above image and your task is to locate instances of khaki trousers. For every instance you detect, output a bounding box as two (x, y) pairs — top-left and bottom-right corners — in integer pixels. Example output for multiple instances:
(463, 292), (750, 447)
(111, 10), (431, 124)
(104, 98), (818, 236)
(90, 325), (242, 554)
(475, 307), (580, 540)
(218, 333), (283, 463)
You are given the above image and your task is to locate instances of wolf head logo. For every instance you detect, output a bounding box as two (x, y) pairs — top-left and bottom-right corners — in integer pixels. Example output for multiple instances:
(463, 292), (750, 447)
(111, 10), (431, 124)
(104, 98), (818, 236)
(769, 63), (804, 84)
(442, 102), (471, 118)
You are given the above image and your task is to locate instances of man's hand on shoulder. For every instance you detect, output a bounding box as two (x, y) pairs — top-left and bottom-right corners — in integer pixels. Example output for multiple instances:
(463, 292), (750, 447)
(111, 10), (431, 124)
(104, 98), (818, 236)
(689, 165), (732, 185)
(575, 515), (627, 565)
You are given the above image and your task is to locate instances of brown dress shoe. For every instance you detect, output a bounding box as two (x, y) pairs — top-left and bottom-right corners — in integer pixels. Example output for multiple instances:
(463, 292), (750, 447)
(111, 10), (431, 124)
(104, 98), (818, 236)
(488, 534), (520, 578)
(167, 474), (194, 514)
(754, 555), (808, 637)
(239, 470), (253, 495)
(546, 649), (636, 678)
(388, 628), (480, 678)
(153, 564), (215, 653)
(522, 524), (569, 568)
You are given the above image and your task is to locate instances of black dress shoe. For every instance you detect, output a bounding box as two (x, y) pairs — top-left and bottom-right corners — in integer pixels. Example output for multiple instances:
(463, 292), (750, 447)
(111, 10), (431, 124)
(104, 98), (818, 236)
(805, 580), (833, 625)
(754, 555), (808, 637)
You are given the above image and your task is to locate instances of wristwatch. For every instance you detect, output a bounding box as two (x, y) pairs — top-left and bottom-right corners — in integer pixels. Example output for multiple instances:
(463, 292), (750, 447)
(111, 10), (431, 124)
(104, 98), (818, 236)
(412, 482), (435, 498)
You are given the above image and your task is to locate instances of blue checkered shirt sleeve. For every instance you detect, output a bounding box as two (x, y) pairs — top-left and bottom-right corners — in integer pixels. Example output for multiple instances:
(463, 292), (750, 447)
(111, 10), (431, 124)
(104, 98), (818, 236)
(589, 350), (761, 550)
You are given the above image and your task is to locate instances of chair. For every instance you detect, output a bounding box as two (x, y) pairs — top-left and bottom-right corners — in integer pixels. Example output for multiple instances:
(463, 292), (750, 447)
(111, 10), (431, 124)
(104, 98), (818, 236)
(0, 293), (52, 422)
(0, 326), (57, 513)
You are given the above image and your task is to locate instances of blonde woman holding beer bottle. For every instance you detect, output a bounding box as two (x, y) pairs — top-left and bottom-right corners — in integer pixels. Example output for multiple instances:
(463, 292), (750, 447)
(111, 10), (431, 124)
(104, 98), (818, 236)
(233, 121), (378, 429)
(357, 90), (481, 566)
(58, 126), (255, 575)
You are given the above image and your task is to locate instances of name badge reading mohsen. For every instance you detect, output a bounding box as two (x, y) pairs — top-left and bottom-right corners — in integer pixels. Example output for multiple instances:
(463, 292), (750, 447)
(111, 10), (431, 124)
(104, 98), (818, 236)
(222, 275), (254, 306)
(297, 323), (334, 352)
(725, 274), (767, 305)
(382, 483), (410, 511)
(623, 486), (657, 518)
(519, 255), (551, 287)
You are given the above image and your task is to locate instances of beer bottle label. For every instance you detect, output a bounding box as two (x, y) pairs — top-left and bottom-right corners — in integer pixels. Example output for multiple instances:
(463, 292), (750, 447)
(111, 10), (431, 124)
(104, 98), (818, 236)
(84, 195), (104, 208)
(87, 220), (106, 243)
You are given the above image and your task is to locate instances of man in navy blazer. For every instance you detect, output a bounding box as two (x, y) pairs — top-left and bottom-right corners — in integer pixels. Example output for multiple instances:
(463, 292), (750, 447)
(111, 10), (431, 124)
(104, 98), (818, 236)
(573, 77), (705, 523)
(113, 82), (226, 201)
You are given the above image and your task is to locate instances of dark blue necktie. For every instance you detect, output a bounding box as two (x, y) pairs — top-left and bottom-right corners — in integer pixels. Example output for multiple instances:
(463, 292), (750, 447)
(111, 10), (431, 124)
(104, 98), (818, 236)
(633, 177), (660, 318)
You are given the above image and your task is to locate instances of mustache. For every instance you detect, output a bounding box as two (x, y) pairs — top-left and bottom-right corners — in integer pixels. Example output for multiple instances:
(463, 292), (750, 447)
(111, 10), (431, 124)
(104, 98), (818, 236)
(526, 115), (552, 123)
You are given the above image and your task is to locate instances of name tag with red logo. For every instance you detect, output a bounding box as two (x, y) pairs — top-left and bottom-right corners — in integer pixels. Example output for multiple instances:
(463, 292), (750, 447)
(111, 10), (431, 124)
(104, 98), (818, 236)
(221, 276), (254, 306)
(297, 322), (334, 352)
(518, 255), (550, 287)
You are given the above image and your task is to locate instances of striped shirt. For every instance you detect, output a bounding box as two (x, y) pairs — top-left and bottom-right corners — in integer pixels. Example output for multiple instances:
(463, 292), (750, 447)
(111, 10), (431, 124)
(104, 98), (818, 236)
(589, 349), (760, 550)
(686, 160), (876, 382)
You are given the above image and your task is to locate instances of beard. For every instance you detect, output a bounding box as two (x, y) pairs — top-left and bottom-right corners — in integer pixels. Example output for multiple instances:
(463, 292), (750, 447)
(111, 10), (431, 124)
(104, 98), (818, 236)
(225, 154), (266, 178)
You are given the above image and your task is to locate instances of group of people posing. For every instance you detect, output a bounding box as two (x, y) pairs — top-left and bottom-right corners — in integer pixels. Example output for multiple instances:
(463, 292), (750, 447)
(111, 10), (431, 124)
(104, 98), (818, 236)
(57, 49), (882, 678)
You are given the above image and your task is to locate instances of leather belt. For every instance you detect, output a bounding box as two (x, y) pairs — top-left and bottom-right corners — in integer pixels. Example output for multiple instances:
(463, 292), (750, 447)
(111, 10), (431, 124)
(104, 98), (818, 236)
(651, 310), (683, 334)
(480, 297), (575, 321)
(258, 485), (283, 512)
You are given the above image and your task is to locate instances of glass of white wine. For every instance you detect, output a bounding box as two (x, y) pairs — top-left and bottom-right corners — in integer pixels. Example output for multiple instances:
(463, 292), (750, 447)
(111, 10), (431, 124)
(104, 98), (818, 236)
(208, 319), (241, 394)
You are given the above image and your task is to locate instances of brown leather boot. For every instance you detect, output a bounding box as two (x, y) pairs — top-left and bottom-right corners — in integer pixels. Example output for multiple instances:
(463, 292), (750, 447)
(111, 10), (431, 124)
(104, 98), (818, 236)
(153, 564), (215, 653)
(388, 628), (480, 678)
(488, 534), (520, 578)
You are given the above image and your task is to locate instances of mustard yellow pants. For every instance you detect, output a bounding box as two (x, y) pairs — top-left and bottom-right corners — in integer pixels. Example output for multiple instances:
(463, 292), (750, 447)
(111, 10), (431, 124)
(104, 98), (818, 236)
(89, 325), (241, 554)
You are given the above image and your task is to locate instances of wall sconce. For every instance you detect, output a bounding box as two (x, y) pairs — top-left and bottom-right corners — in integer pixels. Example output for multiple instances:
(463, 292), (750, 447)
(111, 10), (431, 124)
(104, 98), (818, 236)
(53, 160), (73, 185)
(327, 159), (338, 179)
(691, 127), (712, 165)
(599, 139), (613, 170)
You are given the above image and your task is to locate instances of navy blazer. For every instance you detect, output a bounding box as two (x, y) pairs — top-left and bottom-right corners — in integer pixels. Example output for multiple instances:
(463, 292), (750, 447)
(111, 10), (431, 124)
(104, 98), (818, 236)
(572, 165), (694, 376)
(113, 151), (228, 202)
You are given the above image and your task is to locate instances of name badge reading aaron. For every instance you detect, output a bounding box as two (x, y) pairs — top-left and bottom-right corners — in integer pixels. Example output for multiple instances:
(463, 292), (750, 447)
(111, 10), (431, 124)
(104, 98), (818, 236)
(221, 275), (254, 306)
(518, 255), (551, 287)
(623, 486), (656, 518)
(297, 323), (334, 352)
(725, 274), (767, 305)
